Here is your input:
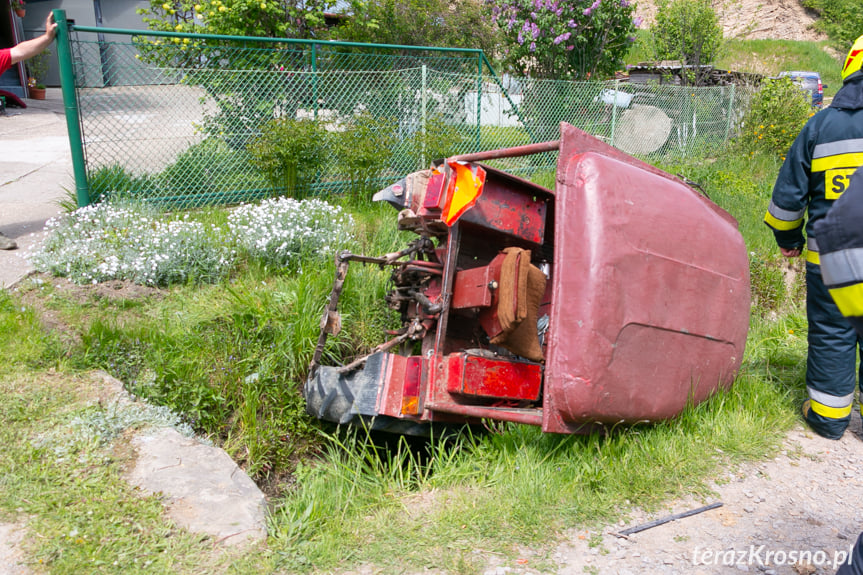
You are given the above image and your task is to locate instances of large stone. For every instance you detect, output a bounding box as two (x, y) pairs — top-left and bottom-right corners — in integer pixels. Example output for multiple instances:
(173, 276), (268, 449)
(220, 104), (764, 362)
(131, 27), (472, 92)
(125, 427), (267, 546)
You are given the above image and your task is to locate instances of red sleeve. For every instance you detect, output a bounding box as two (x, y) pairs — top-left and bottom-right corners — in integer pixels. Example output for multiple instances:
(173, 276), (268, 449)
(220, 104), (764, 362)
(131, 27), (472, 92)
(0, 49), (11, 76)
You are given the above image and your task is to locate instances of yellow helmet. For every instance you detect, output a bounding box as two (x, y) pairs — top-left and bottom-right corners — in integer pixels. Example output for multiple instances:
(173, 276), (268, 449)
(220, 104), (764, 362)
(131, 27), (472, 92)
(842, 35), (863, 82)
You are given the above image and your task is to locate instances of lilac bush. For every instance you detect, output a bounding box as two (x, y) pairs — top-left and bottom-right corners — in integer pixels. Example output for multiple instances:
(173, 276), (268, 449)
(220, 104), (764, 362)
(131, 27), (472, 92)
(488, 0), (638, 79)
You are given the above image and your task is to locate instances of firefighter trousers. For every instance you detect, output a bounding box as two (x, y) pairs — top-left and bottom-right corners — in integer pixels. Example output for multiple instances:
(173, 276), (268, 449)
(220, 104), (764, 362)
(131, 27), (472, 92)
(804, 263), (863, 439)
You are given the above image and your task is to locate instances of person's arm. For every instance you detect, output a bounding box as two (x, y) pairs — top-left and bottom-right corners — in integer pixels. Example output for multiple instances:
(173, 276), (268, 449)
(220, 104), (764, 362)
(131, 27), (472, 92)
(10, 13), (56, 64)
(764, 123), (815, 257)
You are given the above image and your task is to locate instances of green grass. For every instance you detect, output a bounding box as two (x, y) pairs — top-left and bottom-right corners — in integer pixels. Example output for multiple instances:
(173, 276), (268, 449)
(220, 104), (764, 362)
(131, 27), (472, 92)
(0, 145), (812, 572)
(718, 38), (842, 92)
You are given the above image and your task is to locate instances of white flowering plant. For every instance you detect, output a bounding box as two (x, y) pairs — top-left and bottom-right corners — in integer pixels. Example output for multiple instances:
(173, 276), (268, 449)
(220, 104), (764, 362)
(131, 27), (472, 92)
(227, 196), (354, 267)
(29, 203), (235, 286)
(29, 197), (354, 286)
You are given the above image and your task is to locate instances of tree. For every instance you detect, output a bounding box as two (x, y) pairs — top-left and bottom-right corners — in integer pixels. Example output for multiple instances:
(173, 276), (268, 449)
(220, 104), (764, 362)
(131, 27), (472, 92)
(138, 0), (333, 39)
(650, 0), (723, 85)
(332, 0), (500, 55)
(488, 0), (638, 80)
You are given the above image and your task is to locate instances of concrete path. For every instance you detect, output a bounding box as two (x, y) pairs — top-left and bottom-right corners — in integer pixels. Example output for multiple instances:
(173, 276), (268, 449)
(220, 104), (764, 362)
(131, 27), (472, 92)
(0, 88), (71, 288)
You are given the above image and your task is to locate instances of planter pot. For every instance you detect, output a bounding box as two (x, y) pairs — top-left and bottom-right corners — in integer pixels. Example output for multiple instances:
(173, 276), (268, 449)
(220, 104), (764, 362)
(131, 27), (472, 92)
(28, 87), (45, 100)
(14, 8), (25, 17)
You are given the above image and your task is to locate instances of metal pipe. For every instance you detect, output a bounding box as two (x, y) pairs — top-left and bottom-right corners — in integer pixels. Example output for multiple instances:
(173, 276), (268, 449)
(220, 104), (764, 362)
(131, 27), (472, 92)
(54, 9), (90, 208)
(449, 140), (560, 163)
(426, 402), (544, 426)
(66, 24), (486, 55)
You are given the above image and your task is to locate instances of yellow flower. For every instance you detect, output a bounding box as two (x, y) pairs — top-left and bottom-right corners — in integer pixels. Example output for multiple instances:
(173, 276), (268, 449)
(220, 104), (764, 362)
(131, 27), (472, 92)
(175, 24), (183, 31)
(261, 2), (267, 7)
(219, 5), (226, 11)
(194, 3), (201, 9)
(162, 2), (171, 10)
(788, 329), (794, 334)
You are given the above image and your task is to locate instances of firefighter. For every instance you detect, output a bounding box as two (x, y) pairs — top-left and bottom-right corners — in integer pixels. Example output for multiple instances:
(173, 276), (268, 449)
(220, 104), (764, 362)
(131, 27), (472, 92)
(812, 169), (863, 575)
(764, 35), (863, 440)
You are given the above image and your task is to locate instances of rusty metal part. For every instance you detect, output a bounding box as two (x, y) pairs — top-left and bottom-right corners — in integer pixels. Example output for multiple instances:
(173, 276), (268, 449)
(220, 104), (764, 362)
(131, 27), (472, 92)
(449, 140), (560, 163)
(336, 319), (428, 374)
(309, 252), (351, 376)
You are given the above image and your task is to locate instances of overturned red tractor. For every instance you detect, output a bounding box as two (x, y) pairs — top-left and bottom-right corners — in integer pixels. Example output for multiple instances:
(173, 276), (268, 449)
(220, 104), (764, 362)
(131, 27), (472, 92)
(305, 123), (750, 435)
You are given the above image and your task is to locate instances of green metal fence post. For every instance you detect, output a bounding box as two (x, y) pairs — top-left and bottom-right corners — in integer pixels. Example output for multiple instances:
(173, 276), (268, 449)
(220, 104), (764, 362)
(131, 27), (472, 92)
(54, 9), (90, 207)
(312, 42), (318, 120)
(421, 65), (427, 166)
(610, 79), (618, 148)
(475, 53), (482, 152)
(724, 84), (736, 144)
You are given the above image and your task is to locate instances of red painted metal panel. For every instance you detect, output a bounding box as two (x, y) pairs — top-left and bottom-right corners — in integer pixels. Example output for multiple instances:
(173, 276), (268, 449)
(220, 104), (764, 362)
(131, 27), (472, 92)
(444, 353), (542, 401)
(459, 173), (548, 244)
(542, 124), (750, 432)
(451, 265), (495, 309)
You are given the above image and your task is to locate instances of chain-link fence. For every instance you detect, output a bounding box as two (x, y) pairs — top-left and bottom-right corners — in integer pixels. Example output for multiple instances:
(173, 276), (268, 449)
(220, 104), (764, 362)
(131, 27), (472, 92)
(56, 13), (758, 208)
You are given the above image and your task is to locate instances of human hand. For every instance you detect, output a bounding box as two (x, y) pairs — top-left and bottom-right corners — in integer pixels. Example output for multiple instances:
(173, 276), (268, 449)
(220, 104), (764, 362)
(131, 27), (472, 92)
(45, 13), (57, 39)
(780, 247), (802, 257)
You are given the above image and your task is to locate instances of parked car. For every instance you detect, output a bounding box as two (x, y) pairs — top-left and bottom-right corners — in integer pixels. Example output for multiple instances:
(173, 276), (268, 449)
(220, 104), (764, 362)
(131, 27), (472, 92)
(778, 71), (826, 108)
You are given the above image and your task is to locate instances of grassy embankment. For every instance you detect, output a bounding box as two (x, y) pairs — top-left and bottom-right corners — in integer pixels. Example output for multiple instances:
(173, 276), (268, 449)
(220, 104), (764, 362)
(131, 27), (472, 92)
(0, 40), (820, 575)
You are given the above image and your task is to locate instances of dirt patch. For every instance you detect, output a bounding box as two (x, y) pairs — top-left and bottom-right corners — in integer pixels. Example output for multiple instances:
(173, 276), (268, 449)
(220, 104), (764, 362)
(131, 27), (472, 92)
(0, 523), (31, 575)
(635, 0), (827, 42)
(13, 273), (165, 348)
(476, 414), (863, 574)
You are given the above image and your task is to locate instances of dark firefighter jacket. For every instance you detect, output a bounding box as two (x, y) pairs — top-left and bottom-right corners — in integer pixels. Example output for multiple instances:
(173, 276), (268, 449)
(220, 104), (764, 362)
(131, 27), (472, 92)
(813, 165), (863, 335)
(764, 76), (863, 263)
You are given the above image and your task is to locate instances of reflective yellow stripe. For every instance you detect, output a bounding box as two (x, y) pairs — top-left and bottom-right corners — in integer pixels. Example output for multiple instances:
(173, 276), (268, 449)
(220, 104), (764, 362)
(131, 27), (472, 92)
(764, 211), (803, 231)
(812, 153), (863, 172)
(828, 283), (863, 317)
(806, 250), (820, 265)
(810, 399), (853, 419)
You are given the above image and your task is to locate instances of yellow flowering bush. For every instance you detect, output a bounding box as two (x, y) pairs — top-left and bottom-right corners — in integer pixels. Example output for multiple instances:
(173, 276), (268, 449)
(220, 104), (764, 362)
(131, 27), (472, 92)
(736, 76), (812, 158)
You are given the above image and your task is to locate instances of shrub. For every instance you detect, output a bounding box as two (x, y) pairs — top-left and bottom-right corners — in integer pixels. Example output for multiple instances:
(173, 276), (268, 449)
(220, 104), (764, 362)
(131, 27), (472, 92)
(651, 0), (723, 85)
(802, 0), (863, 51)
(334, 112), (398, 204)
(160, 138), (262, 202)
(85, 164), (156, 207)
(736, 77), (812, 158)
(409, 115), (469, 166)
(247, 117), (330, 200)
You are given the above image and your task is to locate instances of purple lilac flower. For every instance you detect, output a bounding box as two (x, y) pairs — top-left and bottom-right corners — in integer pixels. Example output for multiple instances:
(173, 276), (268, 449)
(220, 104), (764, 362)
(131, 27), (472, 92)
(568, 19), (577, 27)
(566, 45), (574, 50)
(517, 31), (524, 44)
(529, 41), (536, 52)
(632, 16), (643, 27)
(619, 0), (629, 6)
(553, 32), (571, 44)
(531, 22), (540, 38)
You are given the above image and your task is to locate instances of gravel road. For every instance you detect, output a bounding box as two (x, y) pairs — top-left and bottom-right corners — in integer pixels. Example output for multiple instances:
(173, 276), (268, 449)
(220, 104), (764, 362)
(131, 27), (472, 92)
(536, 413), (863, 575)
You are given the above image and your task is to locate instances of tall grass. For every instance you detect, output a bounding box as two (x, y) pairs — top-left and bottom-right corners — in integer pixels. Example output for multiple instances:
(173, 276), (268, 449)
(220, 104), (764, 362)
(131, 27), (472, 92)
(4, 139), (812, 572)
